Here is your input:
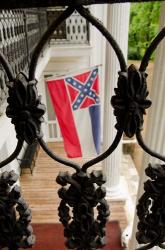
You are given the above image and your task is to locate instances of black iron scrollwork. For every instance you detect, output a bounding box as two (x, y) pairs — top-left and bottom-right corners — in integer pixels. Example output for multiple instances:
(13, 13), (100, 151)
(56, 170), (110, 250)
(136, 164), (165, 250)
(0, 171), (35, 250)
(111, 64), (151, 138)
(0, 2), (165, 250)
(6, 72), (46, 144)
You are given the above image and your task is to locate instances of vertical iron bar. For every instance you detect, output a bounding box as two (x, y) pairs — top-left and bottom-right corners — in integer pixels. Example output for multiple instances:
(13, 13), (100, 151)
(23, 10), (30, 68)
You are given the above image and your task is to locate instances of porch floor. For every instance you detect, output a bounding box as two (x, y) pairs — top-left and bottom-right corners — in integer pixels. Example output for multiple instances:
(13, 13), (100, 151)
(20, 142), (139, 231)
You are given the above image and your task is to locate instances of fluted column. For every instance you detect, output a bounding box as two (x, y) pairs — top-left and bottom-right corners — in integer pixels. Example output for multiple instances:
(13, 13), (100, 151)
(103, 3), (130, 197)
(130, 2), (165, 249)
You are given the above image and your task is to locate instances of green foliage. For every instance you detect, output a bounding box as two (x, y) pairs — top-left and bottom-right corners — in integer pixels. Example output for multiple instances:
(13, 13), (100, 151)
(128, 2), (161, 60)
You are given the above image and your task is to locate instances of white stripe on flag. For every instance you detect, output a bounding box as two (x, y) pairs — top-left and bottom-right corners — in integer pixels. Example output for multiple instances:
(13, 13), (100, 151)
(73, 109), (97, 157)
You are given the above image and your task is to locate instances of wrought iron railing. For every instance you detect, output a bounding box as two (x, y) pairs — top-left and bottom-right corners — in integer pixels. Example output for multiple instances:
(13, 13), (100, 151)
(0, 9), (47, 109)
(0, 1), (164, 250)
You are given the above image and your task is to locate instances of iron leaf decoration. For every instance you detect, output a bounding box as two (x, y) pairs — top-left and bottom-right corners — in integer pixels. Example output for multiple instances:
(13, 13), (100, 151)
(111, 64), (151, 138)
(136, 164), (165, 249)
(56, 170), (110, 250)
(0, 170), (35, 249)
(6, 72), (46, 144)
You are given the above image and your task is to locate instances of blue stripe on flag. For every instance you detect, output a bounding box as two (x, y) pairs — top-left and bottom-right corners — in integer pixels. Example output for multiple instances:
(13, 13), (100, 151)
(89, 105), (101, 155)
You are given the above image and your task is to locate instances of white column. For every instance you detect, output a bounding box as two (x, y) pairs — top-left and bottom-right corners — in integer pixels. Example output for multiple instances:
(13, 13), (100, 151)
(103, 3), (130, 197)
(130, 2), (165, 249)
(37, 74), (49, 141)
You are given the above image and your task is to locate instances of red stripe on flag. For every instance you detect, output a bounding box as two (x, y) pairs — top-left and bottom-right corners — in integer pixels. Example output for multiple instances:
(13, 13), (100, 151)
(92, 75), (99, 94)
(47, 79), (82, 158)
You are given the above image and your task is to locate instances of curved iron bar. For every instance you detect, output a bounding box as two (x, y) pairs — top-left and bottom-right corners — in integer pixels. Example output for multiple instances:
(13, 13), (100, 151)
(135, 28), (165, 171)
(158, 244), (165, 249)
(140, 27), (165, 72)
(0, 51), (15, 82)
(28, 4), (126, 173)
(0, 139), (24, 168)
(74, 5), (126, 171)
(136, 131), (165, 162)
(136, 242), (159, 250)
(76, 5), (127, 72)
(82, 131), (123, 172)
(28, 5), (85, 172)
(38, 137), (81, 172)
(1, 0), (165, 10)
(29, 6), (76, 81)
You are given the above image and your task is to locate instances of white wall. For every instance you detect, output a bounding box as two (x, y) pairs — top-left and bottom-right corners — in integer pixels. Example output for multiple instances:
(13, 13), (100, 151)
(0, 114), (20, 174)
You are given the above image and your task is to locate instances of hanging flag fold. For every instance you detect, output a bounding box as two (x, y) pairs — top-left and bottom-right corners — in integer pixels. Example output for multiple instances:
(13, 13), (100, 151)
(46, 67), (101, 158)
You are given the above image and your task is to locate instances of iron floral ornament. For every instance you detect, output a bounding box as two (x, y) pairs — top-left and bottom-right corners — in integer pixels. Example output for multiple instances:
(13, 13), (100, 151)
(111, 64), (152, 138)
(56, 170), (110, 250)
(6, 72), (46, 144)
(136, 164), (165, 250)
(0, 171), (35, 250)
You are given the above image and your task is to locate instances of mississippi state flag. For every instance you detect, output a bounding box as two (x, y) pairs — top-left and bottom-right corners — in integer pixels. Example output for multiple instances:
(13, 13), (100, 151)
(47, 67), (101, 158)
